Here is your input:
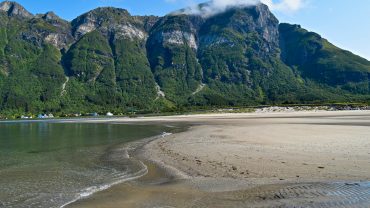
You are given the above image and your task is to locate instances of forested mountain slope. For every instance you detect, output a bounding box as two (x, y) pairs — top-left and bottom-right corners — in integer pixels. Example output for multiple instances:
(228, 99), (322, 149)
(0, 1), (369, 115)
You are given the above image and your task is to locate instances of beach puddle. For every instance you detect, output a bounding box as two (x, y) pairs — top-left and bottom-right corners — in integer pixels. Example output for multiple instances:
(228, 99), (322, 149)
(191, 182), (370, 207)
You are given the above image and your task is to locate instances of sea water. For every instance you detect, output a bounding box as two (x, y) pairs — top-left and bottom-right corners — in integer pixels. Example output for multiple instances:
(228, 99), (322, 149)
(0, 121), (174, 207)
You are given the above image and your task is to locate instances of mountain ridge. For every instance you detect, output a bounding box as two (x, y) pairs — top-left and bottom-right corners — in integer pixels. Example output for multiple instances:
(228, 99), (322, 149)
(0, 1), (369, 116)
(0, 1), (33, 18)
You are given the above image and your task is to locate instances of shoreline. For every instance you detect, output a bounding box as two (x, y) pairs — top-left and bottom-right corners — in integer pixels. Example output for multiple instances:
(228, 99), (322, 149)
(62, 129), (190, 208)
(62, 131), (178, 208)
(2, 105), (370, 122)
(69, 110), (370, 207)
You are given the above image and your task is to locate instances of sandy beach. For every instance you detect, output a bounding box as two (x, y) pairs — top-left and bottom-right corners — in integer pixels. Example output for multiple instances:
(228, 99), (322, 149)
(70, 110), (370, 207)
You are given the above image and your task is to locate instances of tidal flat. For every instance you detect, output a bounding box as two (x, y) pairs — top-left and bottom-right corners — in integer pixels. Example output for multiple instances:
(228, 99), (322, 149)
(68, 110), (370, 207)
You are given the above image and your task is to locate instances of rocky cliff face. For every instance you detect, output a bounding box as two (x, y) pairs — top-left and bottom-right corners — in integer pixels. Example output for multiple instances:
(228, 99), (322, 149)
(0, 1), (32, 18)
(0, 1), (369, 115)
(146, 14), (204, 101)
(71, 7), (147, 40)
(35, 12), (73, 49)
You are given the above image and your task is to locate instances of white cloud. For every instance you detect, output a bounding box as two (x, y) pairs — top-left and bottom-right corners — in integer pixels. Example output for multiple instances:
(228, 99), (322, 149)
(169, 0), (307, 17)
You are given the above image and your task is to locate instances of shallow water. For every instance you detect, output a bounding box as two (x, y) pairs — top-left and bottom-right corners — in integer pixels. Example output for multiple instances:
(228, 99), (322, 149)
(70, 166), (370, 208)
(0, 121), (175, 208)
(198, 181), (370, 207)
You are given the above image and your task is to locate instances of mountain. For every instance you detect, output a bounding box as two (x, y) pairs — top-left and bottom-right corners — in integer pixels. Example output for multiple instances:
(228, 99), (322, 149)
(0, 1), (369, 116)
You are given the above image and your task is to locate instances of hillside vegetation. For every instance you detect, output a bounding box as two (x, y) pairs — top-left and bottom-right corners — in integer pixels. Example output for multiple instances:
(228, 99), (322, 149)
(0, 1), (369, 116)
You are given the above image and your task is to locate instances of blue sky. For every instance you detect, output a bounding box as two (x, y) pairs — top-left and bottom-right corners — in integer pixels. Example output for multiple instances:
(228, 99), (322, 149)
(5, 0), (370, 60)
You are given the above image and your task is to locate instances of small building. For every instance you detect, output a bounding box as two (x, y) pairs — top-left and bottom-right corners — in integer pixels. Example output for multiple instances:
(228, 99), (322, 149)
(38, 114), (48, 119)
(89, 112), (99, 117)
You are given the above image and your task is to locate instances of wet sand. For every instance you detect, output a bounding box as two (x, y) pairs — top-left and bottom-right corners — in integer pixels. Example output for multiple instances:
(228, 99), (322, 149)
(69, 111), (370, 207)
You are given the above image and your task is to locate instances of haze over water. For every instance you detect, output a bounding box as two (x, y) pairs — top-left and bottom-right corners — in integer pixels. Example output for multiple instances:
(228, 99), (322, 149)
(0, 121), (173, 207)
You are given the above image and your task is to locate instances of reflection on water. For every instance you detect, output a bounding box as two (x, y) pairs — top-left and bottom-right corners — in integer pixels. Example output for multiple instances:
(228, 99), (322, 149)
(0, 121), (174, 208)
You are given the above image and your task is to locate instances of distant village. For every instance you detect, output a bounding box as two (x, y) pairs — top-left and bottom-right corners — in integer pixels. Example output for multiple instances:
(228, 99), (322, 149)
(36, 112), (114, 119)
(0, 104), (369, 120)
(2, 112), (116, 120)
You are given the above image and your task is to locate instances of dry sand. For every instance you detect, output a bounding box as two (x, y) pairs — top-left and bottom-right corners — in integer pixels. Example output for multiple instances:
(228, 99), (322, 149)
(70, 111), (370, 207)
